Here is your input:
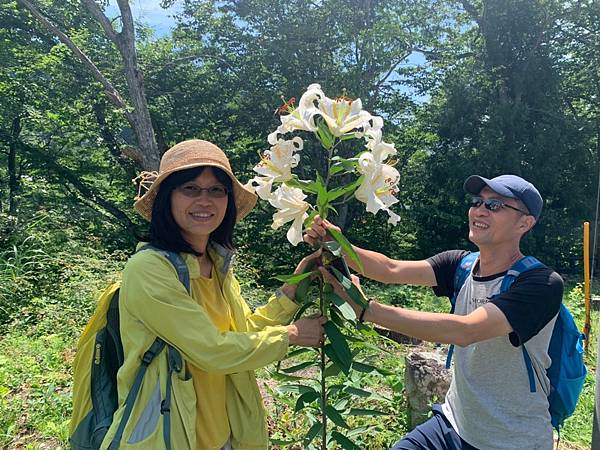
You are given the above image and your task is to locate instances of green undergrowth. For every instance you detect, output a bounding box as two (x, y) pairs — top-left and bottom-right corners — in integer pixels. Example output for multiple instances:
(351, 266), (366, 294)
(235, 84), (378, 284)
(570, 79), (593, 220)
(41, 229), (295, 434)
(0, 248), (596, 449)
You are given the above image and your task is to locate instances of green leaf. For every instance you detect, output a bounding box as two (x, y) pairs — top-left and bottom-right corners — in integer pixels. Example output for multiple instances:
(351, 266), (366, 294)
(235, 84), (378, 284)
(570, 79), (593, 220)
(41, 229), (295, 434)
(277, 384), (317, 395)
(285, 177), (319, 194)
(325, 405), (349, 428)
(329, 306), (345, 328)
(343, 386), (389, 401)
(327, 291), (357, 321)
(348, 408), (388, 416)
(329, 267), (369, 309)
(322, 240), (342, 256)
(295, 276), (312, 304)
(323, 358), (342, 378)
(273, 271), (316, 284)
(329, 163), (346, 176)
(282, 360), (317, 373)
(293, 301), (317, 321)
(270, 371), (312, 382)
(331, 431), (362, 450)
(327, 175), (363, 203)
(294, 390), (320, 412)
(351, 361), (378, 373)
(315, 171), (329, 218)
(324, 322), (352, 374)
(316, 118), (335, 149)
(303, 421), (323, 447)
(323, 345), (349, 378)
(327, 228), (364, 273)
(286, 347), (314, 358)
(343, 386), (374, 398)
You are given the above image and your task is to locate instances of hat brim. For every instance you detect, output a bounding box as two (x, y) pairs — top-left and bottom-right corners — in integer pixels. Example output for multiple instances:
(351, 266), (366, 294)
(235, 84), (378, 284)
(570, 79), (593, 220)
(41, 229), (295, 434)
(463, 175), (518, 200)
(134, 161), (257, 223)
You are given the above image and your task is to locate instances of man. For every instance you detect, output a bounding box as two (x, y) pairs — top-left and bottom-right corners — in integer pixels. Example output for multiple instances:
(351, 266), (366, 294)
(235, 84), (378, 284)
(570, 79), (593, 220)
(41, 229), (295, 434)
(306, 175), (563, 450)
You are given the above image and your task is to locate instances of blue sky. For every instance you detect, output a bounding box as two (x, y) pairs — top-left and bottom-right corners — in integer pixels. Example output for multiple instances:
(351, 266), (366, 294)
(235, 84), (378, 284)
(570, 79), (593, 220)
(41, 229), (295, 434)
(106, 0), (182, 38)
(105, 0), (427, 101)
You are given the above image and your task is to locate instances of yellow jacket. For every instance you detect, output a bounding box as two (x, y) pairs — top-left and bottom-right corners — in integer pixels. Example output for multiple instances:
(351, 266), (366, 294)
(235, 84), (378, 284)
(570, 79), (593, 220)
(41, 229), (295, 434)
(100, 243), (298, 450)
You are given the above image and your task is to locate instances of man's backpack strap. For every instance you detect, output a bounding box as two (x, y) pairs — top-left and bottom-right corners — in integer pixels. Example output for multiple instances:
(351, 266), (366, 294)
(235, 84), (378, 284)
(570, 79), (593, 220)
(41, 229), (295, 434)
(497, 256), (546, 393)
(446, 252), (479, 369)
(109, 247), (190, 450)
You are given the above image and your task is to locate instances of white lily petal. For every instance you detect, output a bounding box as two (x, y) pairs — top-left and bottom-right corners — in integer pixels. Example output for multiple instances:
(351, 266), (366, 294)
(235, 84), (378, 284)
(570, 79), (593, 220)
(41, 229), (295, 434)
(286, 213), (308, 246)
(268, 185), (311, 245)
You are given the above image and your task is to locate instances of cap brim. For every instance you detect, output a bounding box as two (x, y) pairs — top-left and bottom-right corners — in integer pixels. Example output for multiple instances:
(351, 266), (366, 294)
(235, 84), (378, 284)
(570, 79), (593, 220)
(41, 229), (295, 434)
(463, 175), (517, 199)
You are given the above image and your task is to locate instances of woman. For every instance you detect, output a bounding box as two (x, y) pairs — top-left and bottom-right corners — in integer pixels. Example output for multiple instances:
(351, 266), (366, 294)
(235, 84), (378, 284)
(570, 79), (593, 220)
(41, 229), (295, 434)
(103, 139), (324, 450)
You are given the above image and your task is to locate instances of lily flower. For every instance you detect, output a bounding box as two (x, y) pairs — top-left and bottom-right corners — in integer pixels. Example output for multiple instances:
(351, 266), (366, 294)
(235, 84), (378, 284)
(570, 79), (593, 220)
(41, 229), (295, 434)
(247, 137), (303, 200)
(355, 152), (401, 225)
(269, 184), (310, 246)
(270, 84), (323, 143)
(317, 95), (373, 137)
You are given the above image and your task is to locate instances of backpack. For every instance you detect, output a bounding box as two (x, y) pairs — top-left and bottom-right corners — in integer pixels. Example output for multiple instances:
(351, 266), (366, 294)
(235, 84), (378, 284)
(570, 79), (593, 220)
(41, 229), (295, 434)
(69, 246), (190, 450)
(445, 251), (587, 430)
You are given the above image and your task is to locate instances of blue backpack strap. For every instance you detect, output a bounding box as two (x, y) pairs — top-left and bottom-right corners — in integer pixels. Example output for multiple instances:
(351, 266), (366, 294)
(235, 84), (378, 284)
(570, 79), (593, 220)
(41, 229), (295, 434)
(446, 251), (479, 369)
(498, 256), (546, 393)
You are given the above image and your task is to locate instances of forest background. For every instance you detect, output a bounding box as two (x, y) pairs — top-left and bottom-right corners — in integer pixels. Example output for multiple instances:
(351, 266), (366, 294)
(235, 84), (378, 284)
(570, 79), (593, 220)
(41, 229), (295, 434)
(0, 0), (599, 448)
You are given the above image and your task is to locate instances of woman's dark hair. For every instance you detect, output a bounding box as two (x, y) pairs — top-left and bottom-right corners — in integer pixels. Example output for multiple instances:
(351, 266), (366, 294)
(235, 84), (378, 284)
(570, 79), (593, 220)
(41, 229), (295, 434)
(139, 166), (237, 255)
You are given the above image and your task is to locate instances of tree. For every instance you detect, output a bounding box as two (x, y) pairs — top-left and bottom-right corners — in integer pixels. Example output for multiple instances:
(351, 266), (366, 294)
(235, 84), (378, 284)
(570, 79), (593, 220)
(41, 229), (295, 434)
(14, 0), (160, 170)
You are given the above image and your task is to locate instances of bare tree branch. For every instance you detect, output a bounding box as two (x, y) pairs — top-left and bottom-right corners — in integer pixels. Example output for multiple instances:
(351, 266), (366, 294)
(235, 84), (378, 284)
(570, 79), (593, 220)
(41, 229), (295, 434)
(80, 0), (119, 44)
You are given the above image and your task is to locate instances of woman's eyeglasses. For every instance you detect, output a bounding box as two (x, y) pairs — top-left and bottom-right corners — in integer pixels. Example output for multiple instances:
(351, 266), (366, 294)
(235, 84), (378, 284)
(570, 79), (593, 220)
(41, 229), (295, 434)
(177, 184), (228, 198)
(470, 196), (529, 215)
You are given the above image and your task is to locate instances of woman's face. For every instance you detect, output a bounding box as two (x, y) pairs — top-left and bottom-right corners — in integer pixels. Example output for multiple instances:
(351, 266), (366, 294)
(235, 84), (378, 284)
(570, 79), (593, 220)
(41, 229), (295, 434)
(170, 167), (229, 250)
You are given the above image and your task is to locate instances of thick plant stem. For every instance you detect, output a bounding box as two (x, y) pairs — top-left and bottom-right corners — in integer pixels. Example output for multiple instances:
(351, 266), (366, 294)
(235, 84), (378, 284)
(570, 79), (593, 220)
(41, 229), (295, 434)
(319, 277), (327, 450)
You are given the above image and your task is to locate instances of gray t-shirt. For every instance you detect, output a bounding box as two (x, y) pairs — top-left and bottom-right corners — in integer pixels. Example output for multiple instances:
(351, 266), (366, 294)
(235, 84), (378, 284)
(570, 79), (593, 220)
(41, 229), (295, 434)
(428, 250), (563, 450)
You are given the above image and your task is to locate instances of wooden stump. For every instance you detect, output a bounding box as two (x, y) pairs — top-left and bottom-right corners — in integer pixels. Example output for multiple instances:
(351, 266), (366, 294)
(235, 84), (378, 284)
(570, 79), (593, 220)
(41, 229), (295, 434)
(404, 347), (452, 430)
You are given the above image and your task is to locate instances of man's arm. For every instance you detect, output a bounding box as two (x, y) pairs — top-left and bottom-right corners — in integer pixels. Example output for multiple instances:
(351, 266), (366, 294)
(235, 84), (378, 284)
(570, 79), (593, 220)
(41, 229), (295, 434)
(345, 246), (437, 286)
(305, 216), (437, 286)
(364, 302), (513, 347)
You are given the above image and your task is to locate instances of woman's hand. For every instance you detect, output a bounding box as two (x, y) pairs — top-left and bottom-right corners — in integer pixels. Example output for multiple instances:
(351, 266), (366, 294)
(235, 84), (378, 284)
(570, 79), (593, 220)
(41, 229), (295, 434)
(287, 315), (327, 347)
(280, 248), (323, 300)
(303, 215), (341, 246)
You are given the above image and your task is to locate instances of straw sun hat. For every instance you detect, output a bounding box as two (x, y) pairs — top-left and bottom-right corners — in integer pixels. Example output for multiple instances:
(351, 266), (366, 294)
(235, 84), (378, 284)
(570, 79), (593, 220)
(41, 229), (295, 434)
(134, 140), (257, 222)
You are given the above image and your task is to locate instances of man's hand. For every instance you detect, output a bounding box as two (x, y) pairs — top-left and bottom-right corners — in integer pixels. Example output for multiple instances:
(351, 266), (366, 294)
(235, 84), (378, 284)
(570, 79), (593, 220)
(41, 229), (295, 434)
(304, 215), (340, 246)
(318, 266), (364, 317)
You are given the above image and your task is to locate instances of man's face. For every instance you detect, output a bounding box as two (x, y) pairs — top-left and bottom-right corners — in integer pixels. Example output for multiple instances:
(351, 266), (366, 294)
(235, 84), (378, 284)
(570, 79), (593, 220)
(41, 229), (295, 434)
(468, 187), (535, 247)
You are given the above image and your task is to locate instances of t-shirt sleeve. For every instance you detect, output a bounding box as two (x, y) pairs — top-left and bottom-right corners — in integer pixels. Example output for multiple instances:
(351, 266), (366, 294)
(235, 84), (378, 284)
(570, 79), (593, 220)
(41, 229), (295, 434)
(426, 250), (471, 298)
(490, 268), (563, 346)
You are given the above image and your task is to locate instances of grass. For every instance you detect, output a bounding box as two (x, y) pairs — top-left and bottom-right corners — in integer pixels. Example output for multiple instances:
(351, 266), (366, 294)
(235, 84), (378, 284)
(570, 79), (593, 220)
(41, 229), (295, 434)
(0, 250), (596, 449)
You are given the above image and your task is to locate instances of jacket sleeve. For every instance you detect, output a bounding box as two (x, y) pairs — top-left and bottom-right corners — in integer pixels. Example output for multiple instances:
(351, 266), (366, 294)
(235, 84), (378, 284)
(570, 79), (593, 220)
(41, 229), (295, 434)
(120, 251), (290, 374)
(228, 276), (299, 331)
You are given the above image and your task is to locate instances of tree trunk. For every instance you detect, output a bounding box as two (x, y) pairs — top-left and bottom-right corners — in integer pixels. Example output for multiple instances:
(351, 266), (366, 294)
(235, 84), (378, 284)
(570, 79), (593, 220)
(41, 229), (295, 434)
(8, 116), (22, 216)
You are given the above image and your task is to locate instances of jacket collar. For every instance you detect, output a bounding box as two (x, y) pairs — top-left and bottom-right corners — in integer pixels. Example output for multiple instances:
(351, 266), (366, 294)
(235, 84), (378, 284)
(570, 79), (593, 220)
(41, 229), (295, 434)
(137, 242), (235, 279)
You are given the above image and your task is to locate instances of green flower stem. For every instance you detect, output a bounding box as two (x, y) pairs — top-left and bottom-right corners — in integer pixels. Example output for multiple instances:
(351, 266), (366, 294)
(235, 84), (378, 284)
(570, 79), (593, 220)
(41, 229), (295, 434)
(319, 275), (327, 450)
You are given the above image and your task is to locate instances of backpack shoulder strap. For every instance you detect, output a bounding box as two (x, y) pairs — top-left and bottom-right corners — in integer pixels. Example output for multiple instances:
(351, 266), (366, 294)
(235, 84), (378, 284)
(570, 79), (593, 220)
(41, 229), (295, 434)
(499, 256), (546, 293)
(137, 245), (191, 294)
(504, 256), (547, 393)
(452, 251), (479, 308)
(446, 251), (479, 368)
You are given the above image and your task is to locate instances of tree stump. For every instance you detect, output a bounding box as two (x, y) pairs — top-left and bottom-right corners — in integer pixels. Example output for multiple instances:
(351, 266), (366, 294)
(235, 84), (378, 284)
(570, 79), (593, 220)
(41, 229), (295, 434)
(404, 347), (452, 430)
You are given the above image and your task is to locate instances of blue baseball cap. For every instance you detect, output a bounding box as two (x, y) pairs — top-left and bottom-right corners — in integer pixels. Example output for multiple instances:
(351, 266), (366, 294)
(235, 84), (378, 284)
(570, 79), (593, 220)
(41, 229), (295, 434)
(464, 174), (543, 220)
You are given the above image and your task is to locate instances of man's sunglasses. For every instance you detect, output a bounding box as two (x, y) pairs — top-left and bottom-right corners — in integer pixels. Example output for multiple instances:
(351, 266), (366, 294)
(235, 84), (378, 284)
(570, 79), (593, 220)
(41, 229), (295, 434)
(177, 184), (229, 198)
(470, 196), (529, 215)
